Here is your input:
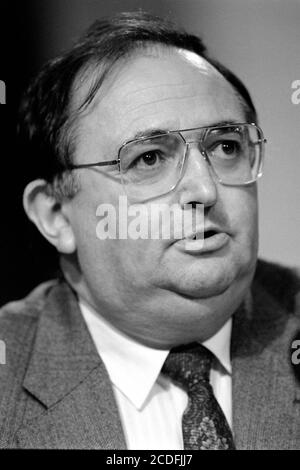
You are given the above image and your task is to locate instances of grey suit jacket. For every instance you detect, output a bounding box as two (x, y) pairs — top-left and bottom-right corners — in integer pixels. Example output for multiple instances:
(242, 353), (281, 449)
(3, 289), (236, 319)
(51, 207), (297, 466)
(0, 259), (299, 449)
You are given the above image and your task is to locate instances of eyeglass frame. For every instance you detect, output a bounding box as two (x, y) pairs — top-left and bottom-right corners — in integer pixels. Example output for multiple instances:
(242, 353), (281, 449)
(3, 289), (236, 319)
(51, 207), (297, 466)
(66, 122), (267, 196)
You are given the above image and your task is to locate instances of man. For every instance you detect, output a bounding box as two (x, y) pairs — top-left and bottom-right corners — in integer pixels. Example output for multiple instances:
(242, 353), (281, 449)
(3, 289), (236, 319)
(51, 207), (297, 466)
(0, 12), (299, 450)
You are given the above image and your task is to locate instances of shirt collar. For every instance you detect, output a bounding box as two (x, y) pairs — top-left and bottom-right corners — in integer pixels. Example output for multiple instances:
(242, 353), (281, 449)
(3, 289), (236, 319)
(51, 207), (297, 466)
(80, 299), (232, 411)
(203, 319), (232, 374)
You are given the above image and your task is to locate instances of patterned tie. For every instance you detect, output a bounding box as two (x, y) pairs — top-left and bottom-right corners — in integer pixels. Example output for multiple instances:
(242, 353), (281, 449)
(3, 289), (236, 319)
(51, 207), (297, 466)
(162, 343), (235, 450)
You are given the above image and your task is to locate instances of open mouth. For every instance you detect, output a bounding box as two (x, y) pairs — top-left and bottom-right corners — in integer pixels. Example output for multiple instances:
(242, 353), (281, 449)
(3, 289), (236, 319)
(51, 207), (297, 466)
(204, 229), (218, 239)
(191, 229), (217, 240)
(180, 228), (229, 253)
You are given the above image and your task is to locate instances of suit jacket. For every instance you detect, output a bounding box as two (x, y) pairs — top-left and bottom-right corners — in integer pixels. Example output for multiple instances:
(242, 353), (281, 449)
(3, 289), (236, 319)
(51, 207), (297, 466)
(0, 259), (299, 449)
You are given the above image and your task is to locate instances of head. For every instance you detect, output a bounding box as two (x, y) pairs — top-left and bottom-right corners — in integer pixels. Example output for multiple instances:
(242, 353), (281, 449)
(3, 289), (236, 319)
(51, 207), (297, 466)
(21, 11), (262, 348)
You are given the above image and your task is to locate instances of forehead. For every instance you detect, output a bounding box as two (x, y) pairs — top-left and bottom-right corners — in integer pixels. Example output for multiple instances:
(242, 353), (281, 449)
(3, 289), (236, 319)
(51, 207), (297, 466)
(73, 47), (245, 158)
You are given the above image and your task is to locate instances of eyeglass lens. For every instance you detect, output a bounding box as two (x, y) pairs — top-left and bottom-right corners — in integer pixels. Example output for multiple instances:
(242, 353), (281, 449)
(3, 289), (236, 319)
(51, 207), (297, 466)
(120, 124), (263, 200)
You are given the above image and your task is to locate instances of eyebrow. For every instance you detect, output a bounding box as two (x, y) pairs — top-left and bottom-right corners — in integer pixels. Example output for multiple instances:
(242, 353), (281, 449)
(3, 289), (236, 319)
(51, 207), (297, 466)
(128, 119), (242, 142)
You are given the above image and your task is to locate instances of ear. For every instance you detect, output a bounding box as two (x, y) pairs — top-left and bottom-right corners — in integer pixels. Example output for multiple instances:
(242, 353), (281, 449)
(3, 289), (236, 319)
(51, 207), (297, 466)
(23, 179), (76, 254)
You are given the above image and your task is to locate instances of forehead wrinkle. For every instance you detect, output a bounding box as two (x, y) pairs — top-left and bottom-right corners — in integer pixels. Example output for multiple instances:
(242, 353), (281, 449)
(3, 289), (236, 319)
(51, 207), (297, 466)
(118, 85), (242, 129)
(102, 80), (202, 113)
(114, 81), (198, 98)
(120, 114), (180, 140)
(113, 81), (221, 123)
(124, 92), (204, 114)
(108, 71), (239, 121)
(114, 92), (206, 139)
(96, 82), (244, 147)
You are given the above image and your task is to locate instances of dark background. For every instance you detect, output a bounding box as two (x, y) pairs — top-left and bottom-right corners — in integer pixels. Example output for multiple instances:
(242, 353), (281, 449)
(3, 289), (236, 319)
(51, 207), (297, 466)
(1, 2), (58, 306)
(1, 0), (300, 306)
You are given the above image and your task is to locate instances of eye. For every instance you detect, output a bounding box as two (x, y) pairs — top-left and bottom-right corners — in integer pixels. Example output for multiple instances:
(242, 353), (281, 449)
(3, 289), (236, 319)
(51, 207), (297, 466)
(139, 151), (160, 166)
(210, 140), (242, 159)
(221, 141), (238, 154)
(130, 150), (166, 170)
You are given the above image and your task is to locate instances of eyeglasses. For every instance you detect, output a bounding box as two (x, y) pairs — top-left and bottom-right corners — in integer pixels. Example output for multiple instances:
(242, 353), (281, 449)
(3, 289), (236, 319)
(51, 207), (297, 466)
(68, 122), (266, 202)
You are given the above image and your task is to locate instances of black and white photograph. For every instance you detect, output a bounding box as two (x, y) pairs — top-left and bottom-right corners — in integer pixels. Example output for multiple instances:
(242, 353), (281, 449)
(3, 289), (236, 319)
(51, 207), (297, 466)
(0, 0), (299, 453)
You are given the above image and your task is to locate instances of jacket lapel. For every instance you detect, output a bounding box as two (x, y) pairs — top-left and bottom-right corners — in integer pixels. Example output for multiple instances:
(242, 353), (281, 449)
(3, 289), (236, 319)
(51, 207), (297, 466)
(231, 278), (300, 449)
(16, 280), (127, 449)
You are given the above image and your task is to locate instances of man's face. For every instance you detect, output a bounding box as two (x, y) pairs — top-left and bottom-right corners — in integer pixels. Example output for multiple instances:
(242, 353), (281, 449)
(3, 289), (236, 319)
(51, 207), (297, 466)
(65, 46), (258, 347)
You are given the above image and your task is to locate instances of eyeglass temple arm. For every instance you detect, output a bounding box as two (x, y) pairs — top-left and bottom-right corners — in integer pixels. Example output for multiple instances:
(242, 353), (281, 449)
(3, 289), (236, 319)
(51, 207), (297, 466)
(68, 159), (120, 169)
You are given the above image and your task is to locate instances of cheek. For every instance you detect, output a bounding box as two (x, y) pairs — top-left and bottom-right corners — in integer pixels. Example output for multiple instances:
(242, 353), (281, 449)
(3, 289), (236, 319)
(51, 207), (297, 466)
(122, 239), (164, 275)
(227, 187), (259, 252)
(73, 200), (162, 287)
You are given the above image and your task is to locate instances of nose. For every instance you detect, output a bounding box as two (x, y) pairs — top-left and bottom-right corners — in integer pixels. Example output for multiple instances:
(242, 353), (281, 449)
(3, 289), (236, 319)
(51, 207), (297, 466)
(177, 143), (218, 208)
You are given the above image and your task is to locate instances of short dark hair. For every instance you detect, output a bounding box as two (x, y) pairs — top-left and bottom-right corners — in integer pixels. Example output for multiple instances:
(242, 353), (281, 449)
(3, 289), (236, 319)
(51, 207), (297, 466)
(18, 11), (257, 198)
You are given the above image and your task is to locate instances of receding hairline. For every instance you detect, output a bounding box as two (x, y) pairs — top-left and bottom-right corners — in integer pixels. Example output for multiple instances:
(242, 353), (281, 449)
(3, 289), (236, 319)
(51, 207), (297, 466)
(69, 42), (254, 132)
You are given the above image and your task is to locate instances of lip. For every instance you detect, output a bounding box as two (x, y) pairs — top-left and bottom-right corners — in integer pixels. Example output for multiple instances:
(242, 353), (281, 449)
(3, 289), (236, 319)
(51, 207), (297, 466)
(175, 231), (230, 254)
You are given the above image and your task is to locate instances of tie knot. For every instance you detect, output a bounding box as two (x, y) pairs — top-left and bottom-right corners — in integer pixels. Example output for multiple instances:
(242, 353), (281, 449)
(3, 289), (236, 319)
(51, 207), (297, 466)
(162, 343), (213, 390)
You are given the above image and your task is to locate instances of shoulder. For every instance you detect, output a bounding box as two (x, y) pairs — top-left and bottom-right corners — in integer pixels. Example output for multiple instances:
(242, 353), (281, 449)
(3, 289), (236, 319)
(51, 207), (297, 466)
(233, 259), (300, 361)
(0, 280), (60, 331)
(0, 279), (80, 447)
(0, 280), (62, 379)
(253, 258), (300, 315)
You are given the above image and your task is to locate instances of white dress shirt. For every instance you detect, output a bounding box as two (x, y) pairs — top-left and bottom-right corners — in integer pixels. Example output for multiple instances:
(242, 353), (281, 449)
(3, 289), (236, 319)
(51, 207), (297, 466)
(80, 300), (232, 450)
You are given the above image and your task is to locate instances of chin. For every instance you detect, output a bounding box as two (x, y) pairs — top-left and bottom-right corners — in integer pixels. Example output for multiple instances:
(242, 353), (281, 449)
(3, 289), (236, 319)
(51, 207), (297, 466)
(170, 274), (233, 299)
(159, 252), (256, 301)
